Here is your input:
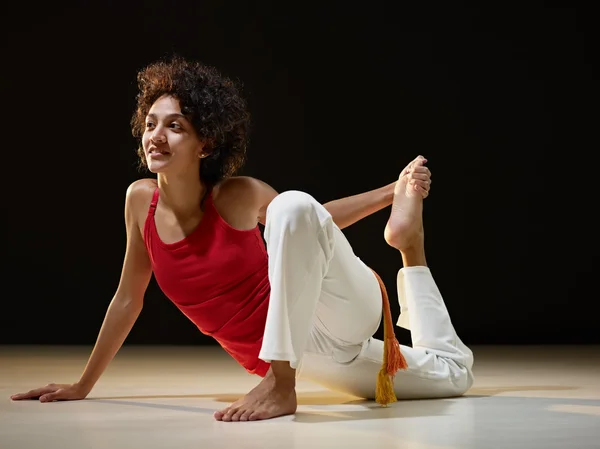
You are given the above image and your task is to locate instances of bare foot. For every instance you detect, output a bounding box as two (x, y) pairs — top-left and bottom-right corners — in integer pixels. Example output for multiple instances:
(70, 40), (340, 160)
(214, 370), (297, 422)
(384, 155), (430, 251)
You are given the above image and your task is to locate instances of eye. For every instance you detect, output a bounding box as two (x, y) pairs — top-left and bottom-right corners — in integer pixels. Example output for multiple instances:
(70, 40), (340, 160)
(145, 121), (155, 129)
(170, 122), (182, 129)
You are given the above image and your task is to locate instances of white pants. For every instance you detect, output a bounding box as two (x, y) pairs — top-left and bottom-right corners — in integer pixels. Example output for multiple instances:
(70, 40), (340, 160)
(259, 191), (474, 400)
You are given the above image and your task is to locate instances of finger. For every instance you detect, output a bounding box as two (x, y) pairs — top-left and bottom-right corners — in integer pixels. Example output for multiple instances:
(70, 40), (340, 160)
(11, 387), (49, 400)
(412, 155), (427, 166)
(39, 394), (53, 403)
(414, 183), (429, 197)
(411, 166), (431, 175)
(409, 173), (430, 181)
(10, 393), (29, 400)
(40, 391), (63, 403)
(405, 158), (428, 175)
(10, 392), (29, 400)
(411, 180), (430, 194)
(412, 178), (431, 188)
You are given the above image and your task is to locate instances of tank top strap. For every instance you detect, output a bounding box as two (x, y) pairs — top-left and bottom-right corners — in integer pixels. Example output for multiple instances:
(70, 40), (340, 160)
(149, 187), (160, 216)
(148, 186), (212, 219)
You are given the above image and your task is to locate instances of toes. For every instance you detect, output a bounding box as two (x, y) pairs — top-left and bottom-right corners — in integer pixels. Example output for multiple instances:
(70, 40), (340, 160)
(230, 408), (245, 422)
(218, 406), (250, 422)
(219, 406), (237, 422)
(214, 408), (229, 421)
(222, 410), (235, 422)
(239, 409), (253, 422)
(248, 409), (269, 421)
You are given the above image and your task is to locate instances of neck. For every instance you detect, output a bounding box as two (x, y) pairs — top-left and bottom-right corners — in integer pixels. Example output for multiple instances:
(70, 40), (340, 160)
(157, 170), (207, 217)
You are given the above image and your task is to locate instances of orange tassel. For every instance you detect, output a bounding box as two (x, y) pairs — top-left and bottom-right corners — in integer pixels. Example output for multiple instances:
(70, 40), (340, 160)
(371, 269), (407, 406)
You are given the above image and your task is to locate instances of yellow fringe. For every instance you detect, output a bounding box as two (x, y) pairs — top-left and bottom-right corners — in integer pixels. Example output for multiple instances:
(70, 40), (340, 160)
(371, 269), (408, 406)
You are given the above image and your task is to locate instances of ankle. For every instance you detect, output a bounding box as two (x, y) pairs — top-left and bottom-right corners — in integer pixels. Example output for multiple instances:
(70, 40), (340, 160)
(268, 361), (296, 388)
(400, 244), (427, 267)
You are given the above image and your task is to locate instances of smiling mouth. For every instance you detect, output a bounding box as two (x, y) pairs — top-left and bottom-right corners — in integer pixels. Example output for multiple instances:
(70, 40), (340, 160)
(149, 149), (170, 156)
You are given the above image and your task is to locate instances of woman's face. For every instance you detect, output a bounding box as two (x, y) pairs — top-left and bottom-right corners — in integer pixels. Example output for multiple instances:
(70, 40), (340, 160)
(142, 95), (206, 174)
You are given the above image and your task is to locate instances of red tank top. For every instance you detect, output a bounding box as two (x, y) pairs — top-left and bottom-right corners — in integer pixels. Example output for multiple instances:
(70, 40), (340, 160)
(143, 187), (271, 377)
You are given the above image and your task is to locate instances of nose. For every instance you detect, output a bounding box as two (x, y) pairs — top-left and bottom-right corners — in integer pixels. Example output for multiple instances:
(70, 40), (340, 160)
(150, 130), (166, 144)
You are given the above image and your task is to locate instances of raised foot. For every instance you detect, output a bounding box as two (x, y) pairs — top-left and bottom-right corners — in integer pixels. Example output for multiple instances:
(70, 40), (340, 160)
(384, 156), (430, 251)
(213, 377), (297, 422)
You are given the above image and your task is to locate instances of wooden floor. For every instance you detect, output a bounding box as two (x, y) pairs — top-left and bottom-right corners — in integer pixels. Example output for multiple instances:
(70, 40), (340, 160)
(1, 345), (599, 449)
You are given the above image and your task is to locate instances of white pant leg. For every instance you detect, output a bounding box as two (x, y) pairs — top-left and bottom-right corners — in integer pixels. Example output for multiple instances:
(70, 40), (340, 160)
(396, 266), (473, 366)
(312, 224), (384, 350)
(258, 191), (336, 369)
(297, 267), (475, 400)
(258, 190), (474, 400)
(259, 190), (384, 369)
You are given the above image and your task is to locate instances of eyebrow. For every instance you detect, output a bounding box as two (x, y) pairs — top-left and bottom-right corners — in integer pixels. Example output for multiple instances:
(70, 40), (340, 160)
(146, 113), (187, 121)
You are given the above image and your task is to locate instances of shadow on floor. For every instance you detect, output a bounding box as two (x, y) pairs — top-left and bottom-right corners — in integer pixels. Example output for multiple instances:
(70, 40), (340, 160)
(91, 390), (358, 405)
(81, 384), (589, 424)
(86, 395), (459, 422)
(90, 384), (580, 404)
(466, 385), (579, 397)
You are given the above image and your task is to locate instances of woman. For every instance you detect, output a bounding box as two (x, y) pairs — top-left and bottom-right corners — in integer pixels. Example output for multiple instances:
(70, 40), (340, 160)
(11, 56), (474, 422)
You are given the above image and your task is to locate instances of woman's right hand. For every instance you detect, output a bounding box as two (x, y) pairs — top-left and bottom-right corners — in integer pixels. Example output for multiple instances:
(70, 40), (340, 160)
(10, 383), (89, 403)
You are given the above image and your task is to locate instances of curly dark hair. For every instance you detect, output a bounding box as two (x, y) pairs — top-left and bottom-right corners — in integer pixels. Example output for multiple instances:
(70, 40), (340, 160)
(131, 56), (250, 186)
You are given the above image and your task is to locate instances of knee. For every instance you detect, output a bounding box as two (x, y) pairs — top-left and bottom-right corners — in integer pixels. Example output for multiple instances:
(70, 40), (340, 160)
(452, 368), (475, 397)
(267, 191), (331, 228)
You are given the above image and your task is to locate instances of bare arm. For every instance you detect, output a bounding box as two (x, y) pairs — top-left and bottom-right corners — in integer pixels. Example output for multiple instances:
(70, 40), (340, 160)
(322, 182), (395, 229)
(11, 180), (153, 402)
(248, 177), (396, 230)
(76, 181), (153, 393)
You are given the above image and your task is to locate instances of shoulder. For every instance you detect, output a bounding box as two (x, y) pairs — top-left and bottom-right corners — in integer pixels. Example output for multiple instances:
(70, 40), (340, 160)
(212, 176), (279, 226)
(213, 176), (278, 204)
(125, 178), (157, 222)
(126, 178), (157, 203)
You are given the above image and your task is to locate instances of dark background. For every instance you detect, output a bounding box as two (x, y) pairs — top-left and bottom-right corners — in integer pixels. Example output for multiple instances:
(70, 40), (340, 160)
(2, 2), (597, 347)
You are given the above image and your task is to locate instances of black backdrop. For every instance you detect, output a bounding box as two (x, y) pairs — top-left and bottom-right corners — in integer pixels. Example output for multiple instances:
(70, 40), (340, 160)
(2, 2), (597, 347)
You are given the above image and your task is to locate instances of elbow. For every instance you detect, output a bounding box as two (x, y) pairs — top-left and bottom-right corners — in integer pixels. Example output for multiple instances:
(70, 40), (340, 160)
(113, 294), (144, 314)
